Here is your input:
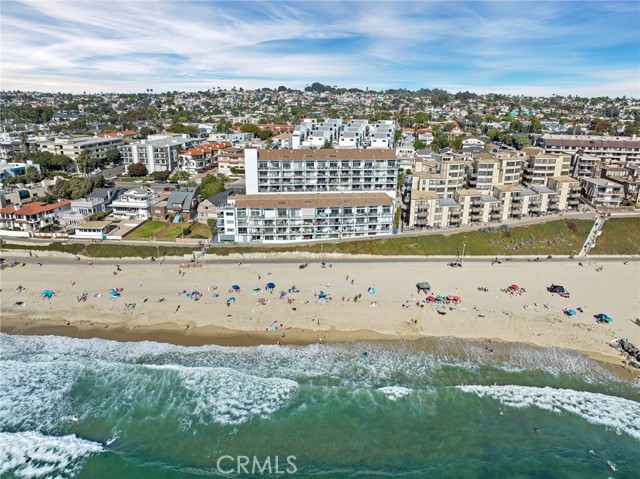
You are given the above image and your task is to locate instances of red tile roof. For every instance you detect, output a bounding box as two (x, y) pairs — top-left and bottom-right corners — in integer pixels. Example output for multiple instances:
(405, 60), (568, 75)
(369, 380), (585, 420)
(10, 200), (72, 216)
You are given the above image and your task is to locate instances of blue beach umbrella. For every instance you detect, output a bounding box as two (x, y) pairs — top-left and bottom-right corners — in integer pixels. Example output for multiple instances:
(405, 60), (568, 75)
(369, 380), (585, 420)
(566, 309), (577, 316)
(228, 297), (236, 303)
(266, 282), (276, 290)
(232, 285), (240, 290)
(595, 313), (612, 323)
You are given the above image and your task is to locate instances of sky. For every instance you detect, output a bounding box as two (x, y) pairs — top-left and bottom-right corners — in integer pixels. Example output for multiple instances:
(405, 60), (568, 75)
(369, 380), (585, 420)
(1, 0), (639, 97)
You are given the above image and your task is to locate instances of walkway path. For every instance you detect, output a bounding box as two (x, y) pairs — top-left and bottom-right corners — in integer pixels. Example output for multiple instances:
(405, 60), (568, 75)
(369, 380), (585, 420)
(579, 214), (607, 257)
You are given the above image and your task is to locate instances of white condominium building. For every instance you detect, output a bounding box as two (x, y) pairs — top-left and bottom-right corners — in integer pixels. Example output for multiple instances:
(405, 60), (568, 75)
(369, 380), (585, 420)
(245, 148), (398, 197)
(218, 192), (394, 243)
(120, 135), (199, 173)
(37, 135), (122, 162)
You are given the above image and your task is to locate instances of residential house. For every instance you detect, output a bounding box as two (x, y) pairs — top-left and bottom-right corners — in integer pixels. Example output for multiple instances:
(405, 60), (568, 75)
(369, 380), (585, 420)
(110, 188), (160, 220)
(166, 187), (199, 220)
(0, 200), (72, 232)
(197, 191), (230, 224)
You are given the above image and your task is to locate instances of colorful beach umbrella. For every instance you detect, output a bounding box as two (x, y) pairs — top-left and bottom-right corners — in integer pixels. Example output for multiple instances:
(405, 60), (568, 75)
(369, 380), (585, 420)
(426, 295), (436, 301)
(511, 284), (519, 289)
(566, 309), (577, 316)
(452, 296), (461, 301)
(266, 282), (276, 290)
(228, 297), (236, 303)
(232, 285), (240, 290)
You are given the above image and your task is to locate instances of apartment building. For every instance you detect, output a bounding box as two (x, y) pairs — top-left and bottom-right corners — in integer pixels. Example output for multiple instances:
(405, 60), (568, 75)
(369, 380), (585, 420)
(537, 134), (640, 164)
(177, 141), (232, 174)
(521, 148), (571, 186)
(412, 154), (467, 198)
(546, 176), (581, 211)
(454, 189), (502, 225)
(579, 178), (623, 207)
(120, 135), (199, 173)
(217, 147), (245, 175)
(570, 152), (600, 177)
(37, 135), (122, 163)
(217, 192), (394, 243)
(245, 148), (398, 197)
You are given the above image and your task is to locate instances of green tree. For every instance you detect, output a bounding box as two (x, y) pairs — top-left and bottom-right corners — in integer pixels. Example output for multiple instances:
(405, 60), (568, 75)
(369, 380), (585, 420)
(76, 150), (90, 176)
(199, 174), (225, 198)
(151, 171), (171, 181)
(24, 166), (42, 183)
(207, 218), (218, 237)
(321, 139), (333, 149)
(413, 140), (427, 150)
(127, 163), (148, 177)
(105, 147), (121, 165)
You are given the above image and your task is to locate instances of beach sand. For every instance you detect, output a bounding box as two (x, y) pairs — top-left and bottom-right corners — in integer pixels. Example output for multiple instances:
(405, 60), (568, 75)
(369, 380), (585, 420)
(1, 254), (639, 371)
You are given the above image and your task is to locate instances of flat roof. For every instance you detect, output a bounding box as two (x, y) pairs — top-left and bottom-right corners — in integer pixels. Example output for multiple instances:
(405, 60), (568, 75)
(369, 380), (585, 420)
(256, 148), (396, 161)
(410, 191), (439, 200)
(550, 175), (579, 183)
(493, 184), (522, 192)
(77, 220), (112, 229)
(234, 192), (394, 209)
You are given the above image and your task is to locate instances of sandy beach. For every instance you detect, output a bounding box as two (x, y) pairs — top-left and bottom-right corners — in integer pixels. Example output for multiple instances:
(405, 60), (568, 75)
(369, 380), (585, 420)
(1, 253), (639, 370)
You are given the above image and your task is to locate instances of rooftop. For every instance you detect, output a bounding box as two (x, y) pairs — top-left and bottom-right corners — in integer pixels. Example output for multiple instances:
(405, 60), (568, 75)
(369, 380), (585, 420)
(234, 192), (394, 209)
(255, 148), (396, 161)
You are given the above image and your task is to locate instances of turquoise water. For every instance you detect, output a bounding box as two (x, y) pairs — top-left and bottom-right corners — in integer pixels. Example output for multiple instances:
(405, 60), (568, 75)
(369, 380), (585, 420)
(1, 333), (639, 478)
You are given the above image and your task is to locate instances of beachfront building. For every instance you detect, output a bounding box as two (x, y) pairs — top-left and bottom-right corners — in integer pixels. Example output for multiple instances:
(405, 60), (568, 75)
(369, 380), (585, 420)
(0, 200), (72, 232)
(570, 152), (600, 178)
(412, 154), (467, 198)
(217, 193), (394, 243)
(406, 192), (461, 229)
(579, 178), (623, 207)
(245, 148), (398, 197)
(71, 220), (115, 240)
(197, 191), (230, 224)
(37, 135), (122, 163)
(537, 134), (640, 164)
(110, 188), (160, 220)
(521, 148), (571, 187)
(178, 141), (232, 174)
(454, 189), (502, 225)
(543, 176), (581, 211)
(166, 187), (199, 220)
(120, 135), (199, 173)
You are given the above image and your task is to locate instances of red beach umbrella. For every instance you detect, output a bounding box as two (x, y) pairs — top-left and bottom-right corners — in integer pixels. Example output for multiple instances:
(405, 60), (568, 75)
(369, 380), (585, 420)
(426, 295), (436, 301)
(452, 296), (461, 301)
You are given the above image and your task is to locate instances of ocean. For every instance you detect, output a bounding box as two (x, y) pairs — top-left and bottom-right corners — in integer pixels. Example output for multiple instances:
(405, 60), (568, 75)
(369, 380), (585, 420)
(1, 333), (638, 479)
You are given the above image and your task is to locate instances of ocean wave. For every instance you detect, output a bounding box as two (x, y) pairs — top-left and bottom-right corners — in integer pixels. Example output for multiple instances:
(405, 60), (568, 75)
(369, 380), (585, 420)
(148, 364), (299, 425)
(458, 385), (640, 441)
(0, 431), (102, 479)
(0, 360), (80, 432)
(377, 386), (412, 401)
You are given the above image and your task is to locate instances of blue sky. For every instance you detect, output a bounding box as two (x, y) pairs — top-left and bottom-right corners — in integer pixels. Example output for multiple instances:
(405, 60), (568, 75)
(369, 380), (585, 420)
(2, 0), (639, 97)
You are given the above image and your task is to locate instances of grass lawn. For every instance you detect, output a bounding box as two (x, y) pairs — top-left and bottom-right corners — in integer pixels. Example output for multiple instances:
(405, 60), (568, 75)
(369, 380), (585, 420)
(126, 220), (171, 239)
(0, 241), (197, 258)
(209, 219), (594, 256)
(0, 219), (602, 258)
(590, 217), (640, 255)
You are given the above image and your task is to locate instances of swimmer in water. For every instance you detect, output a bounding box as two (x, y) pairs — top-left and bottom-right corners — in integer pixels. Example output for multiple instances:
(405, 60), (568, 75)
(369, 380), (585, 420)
(588, 449), (595, 456)
(534, 428), (541, 434)
(70, 415), (79, 422)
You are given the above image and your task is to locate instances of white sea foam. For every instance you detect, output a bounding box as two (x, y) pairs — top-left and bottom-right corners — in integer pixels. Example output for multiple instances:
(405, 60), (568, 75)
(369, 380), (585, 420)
(377, 386), (413, 401)
(148, 364), (299, 425)
(0, 360), (80, 431)
(0, 431), (102, 479)
(458, 385), (640, 441)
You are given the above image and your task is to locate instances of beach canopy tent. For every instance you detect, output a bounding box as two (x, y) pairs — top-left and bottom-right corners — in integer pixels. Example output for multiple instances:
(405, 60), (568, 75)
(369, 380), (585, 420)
(41, 289), (54, 298)
(548, 284), (566, 294)
(266, 282), (275, 290)
(416, 282), (431, 293)
(595, 313), (613, 323)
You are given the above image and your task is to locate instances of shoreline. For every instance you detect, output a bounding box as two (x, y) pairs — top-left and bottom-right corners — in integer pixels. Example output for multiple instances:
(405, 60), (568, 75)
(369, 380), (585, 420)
(3, 315), (638, 381)
(2, 254), (638, 379)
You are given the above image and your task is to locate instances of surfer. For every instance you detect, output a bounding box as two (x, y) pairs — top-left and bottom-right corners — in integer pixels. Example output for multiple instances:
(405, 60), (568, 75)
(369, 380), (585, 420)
(588, 449), (595, 456)
(534, 428), (541, 434)
(70, 415), (79, 422)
